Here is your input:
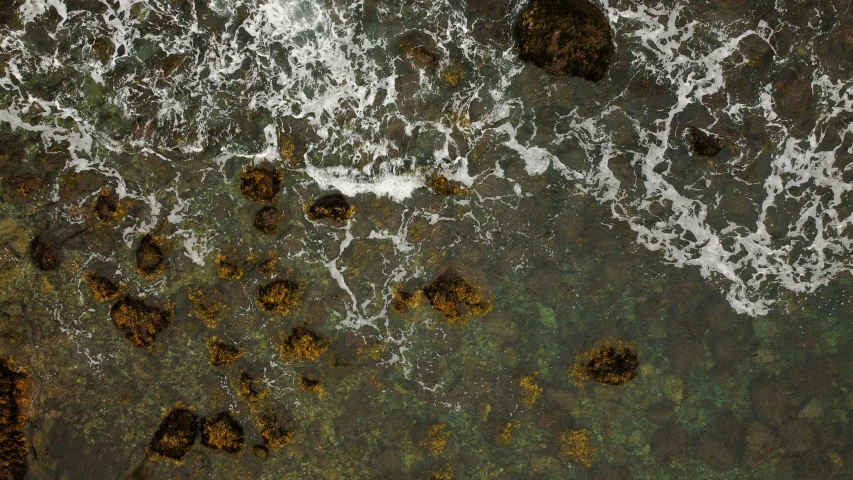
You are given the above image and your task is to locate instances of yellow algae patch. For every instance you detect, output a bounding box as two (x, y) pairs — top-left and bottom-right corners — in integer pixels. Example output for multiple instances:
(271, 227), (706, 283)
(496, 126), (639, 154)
(558, 429), (595, 467)
(216, 254), (243, 280)
(257, 279), (302, 316)
(82, 272), (123, 302)
(569, 339), (638, 387)
(520, 372), (543, 407)
(207, 337), (243, 367)
(280, 326), (329, 361)
(426, 175), (469, 195)
(297, 376), (327, 397)
(497, 421), (521, 446)
(421, 424), (447, 455)
(423, 267), (492, 326)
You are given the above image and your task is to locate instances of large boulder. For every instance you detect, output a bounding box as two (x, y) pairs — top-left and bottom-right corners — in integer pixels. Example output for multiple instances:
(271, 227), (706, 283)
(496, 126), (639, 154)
(515, 0), (614, 82)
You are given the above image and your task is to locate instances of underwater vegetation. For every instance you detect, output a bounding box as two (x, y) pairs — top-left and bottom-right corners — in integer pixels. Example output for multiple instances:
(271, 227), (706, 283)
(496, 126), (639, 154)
(110, 296), (174, 349)
(558, 428), (595, 467)
(569, 338), (638, 386)
(206, 337), (243, 367)
(83, 272), (124, 303)
(91, 187), (121, 222)
(426, 175), (469, 195)
(29, 236), (58, 271)
(423, 267), (492, 325)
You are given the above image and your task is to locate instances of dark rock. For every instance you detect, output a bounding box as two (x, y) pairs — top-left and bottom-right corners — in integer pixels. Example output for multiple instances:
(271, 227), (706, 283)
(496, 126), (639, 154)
(92, 187), (120, 222)
(149, 408), (199, 460)
(307, 193), (354, 223)
(239, 165), (281, 203)
(201, 411), (245, 453)
(779, 418), (815, 455)
(749, 377), (788, 427)
(515, 0), (614, 82)
(109, 296), (173, 349)
(651, 423), (687, 460)
(30, 236), (59, 271)
(742, 420), (777, 468)
(0, 359), (27, 480)
(423, 267), (492, 325)
(6, 175), (43, 200)
(686, 127), (722, 157)
(570, 339), (638, 386)
(82, 272), (123, 302)
(400, 32), (438, 68)
(254, 206), (280, 234)
(136, 234), (165, 278)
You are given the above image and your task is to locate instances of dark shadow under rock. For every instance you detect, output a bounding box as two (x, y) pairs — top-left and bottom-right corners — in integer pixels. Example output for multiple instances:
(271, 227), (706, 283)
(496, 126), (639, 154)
(686, 127), (723, 157)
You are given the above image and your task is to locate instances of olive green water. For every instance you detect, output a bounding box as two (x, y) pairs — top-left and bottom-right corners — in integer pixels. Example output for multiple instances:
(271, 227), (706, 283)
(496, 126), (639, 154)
(2, 0), (853, 478)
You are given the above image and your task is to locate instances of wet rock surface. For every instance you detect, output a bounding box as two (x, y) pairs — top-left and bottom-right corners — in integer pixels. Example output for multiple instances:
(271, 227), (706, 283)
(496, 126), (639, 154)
(109, 296), (173, 349)
(515, 0), (615, 81)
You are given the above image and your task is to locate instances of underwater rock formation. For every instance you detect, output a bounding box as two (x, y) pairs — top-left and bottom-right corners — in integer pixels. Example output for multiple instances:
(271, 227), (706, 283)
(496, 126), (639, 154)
(569, 339), (638, 386)
(0, 360), (28, 480)
(280, 326), (329, 361)
(307, 193), (354, 223)
(30, 236), (58, 271)
(686, 127), (722, 158)
(254, 206), (280, 234)
(207, 337), (243, 367)
(110, 296), (174, 349)
(515, 0), (614, 82)
(148, 407), (199, 460)
(239, 166), (282, 203)
(238, 371), (268, 403)
(83, 272), (123, 302)
(257, 279), (302, 316)
(423, 267), (492, 325)
(216, 254), (243, 280)
(256, 410), (292, 449)
(400, 32), (439, 68)
(201, 411), (245, 453)
(92, 187), (120, 222)
(136, 234), (165, 279)
(426, 175), (469, 195)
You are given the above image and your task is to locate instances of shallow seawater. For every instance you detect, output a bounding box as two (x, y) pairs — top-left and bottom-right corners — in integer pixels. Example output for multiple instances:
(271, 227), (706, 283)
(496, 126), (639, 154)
(1, 0), (853, 478)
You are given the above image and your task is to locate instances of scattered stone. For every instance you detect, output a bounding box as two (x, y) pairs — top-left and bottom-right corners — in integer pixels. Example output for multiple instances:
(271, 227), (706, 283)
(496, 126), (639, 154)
(423, 267), (492, 325)
(254, 206), (280, 234)
(30, 236), (59, 271)
(307, 193), (354, 223)
(426, 175), (469, 195)
(0, 359), (28, 480)
(515, 0), (615, 82)
(779, 418), (815, 455)
(207, 337), (243, 367)
(558, 428), (595, 466)
(82, 272), (123, 302)
(686, 127), (722, 157)
(280, 326), (329, 361)
(216, 254), (243, 280)
(92, 187), (120, 222)
(110, 296), (174, 349)
(136, 234), (165, 279)
(256, 410), (293, 448)
(257, 279), (302, 316)
(239, 166), (281, 203)
(238, 371), (268, 403)
(148, 407), (199, 460)
(569, 339), (638, 386)
(201, 411), (245, 453)
(742, 420), (777, 468)
(695, 434), (737, 471)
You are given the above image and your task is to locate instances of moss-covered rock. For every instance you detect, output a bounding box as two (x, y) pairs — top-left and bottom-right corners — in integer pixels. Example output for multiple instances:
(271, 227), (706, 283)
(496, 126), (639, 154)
(0, 359), (28, 480)
(201, 411), (245, 453)
(136, 234), (165, 279)
(307, 193), (354, 224)
(515, 0), (614, 82)
(109, 296), (173, 349)
(239, 165), (282, 203)
(148, 407), (199, 460)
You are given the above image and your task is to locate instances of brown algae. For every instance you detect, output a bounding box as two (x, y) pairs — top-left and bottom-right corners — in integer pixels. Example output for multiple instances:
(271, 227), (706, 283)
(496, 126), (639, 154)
(207, 337), (243, 367)
(421, 424), (447, 455)
(216, 254), (243, 280)
(91, 187), (121, 222)
(201, 411), (245, 453)
(280, 326), (329, 361)
(256, 410), (293, 449)
(569, 339), (638, 386)
(0, 359), (28, 479)
(257, 279), (302, 316)
(82, 272), (124, 302)
(109, 296), (174, 349)
(423, 267), (492, 325)
(148, 407), (199, 460)
(557, 428), (595, 467)
(136, 234), (165, 279)
(426, 175), (469, 195)
(239, 165), (282, 203)
(306, 193), (354, 223)
(519, 372), (543, 407)
(297, 375), (326, 397)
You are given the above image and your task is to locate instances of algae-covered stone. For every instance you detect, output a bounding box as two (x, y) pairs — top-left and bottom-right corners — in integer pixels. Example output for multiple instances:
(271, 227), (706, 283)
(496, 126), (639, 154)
(92, 187), (121, 222)
(30, 236), (59, 271)
(148, 407), (199, 460)
(423, 267), (492, 325)
(0, 359), (28, 480)
(110, 296), (173, 349)
(257, 410), (293, 448)
(307, 193), (354, 224)
(426, 175), (469, 195)
(557, 428), (595, 466)
(240, 165), (282, 203)
(201, 411), (245, 453)
(254, 206), (280, 234)
(516, 0), (614, 82)
(136, 234), (165, 279)
(238, 371), (268, 403)
(569, 338), (638, 386)
(257, 279), (302, 316)
(207, 337), (243, 367)
(280, 326), (329, 361)
(83, 272), (123, 302)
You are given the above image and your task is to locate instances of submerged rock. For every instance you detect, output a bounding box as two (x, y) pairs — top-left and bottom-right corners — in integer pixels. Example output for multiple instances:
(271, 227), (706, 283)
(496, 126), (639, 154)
(0, 360), (28, 480)
(148, 407), (199, 460)
(426, 175), (469, 195)
(257, 279), (302, 316)
(92, 187), (120, 222)
(83, 272), (123, 302)
(686, 127), (722, 157)
(30, 236), (59, 271)
(515, 0), (614, 82)
(239, 165), (282, 203)
(400, 32), (439, 68)
(254, 206), (280, 234)
(257, 410), (293, 449)
(423, 267), (492, 325)
(307, 193), (354, 223)
(280, 326), (329, 361)
(569, 339), (638, 386)
(207, 337), (243, 367)
(238, 371), (268, 403)
(110, 296), (173, 349)
(136, 234), (165, 279)
(201, 411), (245, 453)
(216, 254), (243, 280)
(6, 175), (43, 200)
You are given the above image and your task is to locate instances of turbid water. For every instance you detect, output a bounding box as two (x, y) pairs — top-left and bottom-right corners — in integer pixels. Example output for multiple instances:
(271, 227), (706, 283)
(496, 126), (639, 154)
(1, 0), (853, 478)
